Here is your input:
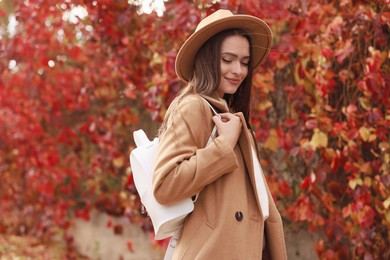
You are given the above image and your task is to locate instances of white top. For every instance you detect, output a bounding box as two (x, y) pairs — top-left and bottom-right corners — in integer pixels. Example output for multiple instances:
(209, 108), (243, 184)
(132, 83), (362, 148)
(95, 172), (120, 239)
(251, 147), (269, 220)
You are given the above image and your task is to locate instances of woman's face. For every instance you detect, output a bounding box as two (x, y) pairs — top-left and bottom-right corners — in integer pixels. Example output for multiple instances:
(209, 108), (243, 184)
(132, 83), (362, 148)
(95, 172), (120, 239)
(215, 35), (250, 98)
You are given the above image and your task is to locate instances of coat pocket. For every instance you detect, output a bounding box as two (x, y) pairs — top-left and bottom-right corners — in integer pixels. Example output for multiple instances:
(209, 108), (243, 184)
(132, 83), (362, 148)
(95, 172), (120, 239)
(180, 221), (214, 259)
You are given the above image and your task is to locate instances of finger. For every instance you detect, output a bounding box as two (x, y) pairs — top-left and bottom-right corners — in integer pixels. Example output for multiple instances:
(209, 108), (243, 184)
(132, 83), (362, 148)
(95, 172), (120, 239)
(218, 113), (233, 118)
(221, 113), (240, 119)
(218, 113), (232, 121)
(212, 115), (222, 125)
(221, 114), (240, 123)
(217, 116), (230, 123)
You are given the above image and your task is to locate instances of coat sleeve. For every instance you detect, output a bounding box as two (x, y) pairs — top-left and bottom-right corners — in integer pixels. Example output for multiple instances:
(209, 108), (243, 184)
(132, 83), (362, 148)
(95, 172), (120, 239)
(152, 96), (239, 205)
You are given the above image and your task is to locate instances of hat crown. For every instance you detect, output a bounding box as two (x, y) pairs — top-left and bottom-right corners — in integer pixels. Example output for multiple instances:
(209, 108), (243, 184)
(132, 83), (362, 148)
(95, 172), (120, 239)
(196, 10), (234, 32)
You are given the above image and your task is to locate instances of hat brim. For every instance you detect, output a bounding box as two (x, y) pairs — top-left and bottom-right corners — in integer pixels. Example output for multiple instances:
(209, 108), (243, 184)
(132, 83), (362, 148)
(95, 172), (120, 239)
(175, 15), (273, 83)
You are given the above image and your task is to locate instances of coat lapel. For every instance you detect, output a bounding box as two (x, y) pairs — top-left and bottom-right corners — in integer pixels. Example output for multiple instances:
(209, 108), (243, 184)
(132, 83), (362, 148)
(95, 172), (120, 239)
(235, 113), (263, 216)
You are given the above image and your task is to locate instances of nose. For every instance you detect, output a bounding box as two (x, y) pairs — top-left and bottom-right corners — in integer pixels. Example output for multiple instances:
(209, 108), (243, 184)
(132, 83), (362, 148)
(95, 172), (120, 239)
(232, 61), (243, 75)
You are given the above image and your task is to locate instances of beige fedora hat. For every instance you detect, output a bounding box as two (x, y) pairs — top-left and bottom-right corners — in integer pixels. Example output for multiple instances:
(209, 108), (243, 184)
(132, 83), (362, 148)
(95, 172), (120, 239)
(175, 9), (273, 82)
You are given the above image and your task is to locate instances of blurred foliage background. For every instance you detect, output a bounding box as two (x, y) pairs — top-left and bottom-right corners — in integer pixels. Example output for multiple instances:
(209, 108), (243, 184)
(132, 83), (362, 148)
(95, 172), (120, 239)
(0, 0), (389, 259)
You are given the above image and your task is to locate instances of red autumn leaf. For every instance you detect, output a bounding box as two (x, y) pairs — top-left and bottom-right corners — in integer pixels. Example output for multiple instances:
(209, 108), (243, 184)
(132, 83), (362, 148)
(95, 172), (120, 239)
(368, 108), (383, 123)
(330, 152), (345, 172)
(126, 174), (134, 187)
(107, 220), (112, 228)
(315, 239), (326, 256)
(121, 37), (129, 45)
(301, 176), (311, 190)
(123, 88), (137, 99)
(321, 47), (334, 58)
(40, 56), (51, 67)
(278, 179), (292, 196)
(47, 152), (60, 166)
(75, 208), (90, 221)
(335, 40), (355, 63)
(346, 104), (357, 114)
(38, 183), (55, 197)
(127, 240), (133, 252)
(305, 119), (317, 130)
(0, 8), (6, 17)
(284, 118), (298, 128)
(69, 45), (82, 60)
(344, 162), (360, 174)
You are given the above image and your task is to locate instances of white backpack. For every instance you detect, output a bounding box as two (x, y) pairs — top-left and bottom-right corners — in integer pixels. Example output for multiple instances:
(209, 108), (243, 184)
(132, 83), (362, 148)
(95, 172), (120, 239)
(129, 97), (219, 240)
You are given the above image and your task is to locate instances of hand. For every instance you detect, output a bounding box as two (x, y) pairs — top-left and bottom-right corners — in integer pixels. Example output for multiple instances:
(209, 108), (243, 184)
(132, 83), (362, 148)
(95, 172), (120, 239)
(212, 113), (242, 149)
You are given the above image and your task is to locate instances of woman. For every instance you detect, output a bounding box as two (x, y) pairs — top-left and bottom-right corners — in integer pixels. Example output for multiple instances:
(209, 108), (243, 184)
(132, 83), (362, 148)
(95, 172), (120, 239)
(152, 9), (287, 259)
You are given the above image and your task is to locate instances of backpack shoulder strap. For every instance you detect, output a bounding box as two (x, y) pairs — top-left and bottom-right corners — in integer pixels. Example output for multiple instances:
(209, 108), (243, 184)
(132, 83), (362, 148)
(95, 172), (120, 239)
(199, 96), (220, 117)
(199, 96), (219, 144)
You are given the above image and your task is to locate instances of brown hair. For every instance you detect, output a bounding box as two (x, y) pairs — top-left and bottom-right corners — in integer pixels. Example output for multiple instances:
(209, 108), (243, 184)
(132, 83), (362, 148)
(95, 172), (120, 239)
(159, 28), (254, 135)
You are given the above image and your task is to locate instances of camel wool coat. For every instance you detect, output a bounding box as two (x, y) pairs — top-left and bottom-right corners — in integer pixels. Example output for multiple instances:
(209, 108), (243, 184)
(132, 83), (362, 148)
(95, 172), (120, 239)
(153, 94), (287, 259)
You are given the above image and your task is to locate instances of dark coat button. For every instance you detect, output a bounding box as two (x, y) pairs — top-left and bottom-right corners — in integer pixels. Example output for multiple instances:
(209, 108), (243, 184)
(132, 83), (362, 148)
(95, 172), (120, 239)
(235, 211), (243, 221)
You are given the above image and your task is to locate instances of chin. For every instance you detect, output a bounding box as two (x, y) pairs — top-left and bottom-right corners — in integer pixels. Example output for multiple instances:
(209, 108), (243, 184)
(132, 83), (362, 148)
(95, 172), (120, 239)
(227, 89), (239, 95)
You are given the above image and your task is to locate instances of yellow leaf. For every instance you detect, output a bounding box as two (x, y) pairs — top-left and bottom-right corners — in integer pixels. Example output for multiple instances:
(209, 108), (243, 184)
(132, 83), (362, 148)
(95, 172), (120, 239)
(263, 129), (278, 152)
(359, 97), (371, 110)
(150, 52), (162, 66)
(257, 100), (273, 111)
(349, 179), (357, 190)
(364, 176), (372, 187)
(120, 191), (127, 200)
(310, 129), (328, 149)
(359, 126), (376, 142)
(384, 197), (390, 209)
(252, 72), (275, 93)
(361, 163), (372, 175)
(126, 167), (132, 174)
(385, 211), (390, 224)
(349, 178), (363, 190)
(384, 153), (390, 164)
(359, 127), (369, 141)
(113, 157), (124, 168)
(300, 138), (311, 150)
(379, 141), (389, 151)
(368, 134), (377, 142)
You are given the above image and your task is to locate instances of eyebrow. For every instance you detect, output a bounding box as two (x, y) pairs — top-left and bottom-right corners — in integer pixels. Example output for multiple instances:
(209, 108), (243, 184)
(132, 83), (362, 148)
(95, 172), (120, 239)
(221, 52), (250, 59)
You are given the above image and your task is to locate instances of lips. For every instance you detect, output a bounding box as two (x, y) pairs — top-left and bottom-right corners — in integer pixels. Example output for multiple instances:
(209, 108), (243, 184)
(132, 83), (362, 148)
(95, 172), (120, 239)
(226, 77), (241, 85)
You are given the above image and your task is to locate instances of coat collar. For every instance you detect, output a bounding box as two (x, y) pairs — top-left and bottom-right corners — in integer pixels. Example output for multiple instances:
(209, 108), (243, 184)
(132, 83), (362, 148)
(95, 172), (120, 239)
(200, 93), (230, 113)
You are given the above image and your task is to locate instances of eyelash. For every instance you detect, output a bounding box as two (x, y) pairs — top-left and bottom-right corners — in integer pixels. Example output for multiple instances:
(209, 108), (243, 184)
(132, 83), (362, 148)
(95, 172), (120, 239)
(222, 58), (249, 66)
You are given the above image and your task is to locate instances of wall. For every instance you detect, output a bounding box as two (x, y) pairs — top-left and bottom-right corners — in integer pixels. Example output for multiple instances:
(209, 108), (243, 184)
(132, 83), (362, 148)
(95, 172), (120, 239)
(69, 211), (318, 259)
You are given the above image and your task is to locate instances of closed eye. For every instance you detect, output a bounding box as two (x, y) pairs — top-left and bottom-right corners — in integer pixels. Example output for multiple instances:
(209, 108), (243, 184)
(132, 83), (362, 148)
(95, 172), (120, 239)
(241, 58), (250, 66)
